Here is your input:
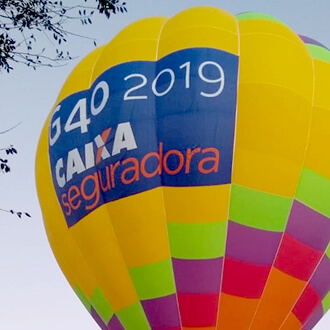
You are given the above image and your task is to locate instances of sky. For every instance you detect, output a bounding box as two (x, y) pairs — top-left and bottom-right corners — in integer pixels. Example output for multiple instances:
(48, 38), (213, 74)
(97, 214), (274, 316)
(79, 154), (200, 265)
(0, 0), (329, 329)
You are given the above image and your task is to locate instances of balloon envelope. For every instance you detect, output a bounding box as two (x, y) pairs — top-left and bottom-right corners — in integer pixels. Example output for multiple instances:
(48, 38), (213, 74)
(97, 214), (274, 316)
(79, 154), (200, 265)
(35, 7), (330, 330)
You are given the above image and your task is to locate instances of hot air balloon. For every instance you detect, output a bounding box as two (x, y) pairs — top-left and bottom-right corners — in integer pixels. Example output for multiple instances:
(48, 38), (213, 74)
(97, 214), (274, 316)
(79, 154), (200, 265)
(35, 6), (330, 330)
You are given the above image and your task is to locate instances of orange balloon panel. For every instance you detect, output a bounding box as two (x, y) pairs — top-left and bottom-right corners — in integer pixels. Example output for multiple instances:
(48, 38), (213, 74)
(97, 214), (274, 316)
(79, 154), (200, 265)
(35, 7), (330, 330)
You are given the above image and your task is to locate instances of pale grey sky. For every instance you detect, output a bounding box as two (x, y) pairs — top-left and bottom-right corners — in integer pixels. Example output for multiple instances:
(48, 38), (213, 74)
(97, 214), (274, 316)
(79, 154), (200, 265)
(0, 1), (329, 329)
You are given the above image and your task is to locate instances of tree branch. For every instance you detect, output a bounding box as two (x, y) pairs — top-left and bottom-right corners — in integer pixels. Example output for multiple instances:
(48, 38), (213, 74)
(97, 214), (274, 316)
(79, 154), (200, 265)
(0, 0), (127, 71)
(0, 122), (22, 134)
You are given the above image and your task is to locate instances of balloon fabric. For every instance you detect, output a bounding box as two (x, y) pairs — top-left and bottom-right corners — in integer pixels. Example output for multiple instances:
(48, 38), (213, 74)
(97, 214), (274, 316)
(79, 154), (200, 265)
(35, 6), (330, 330)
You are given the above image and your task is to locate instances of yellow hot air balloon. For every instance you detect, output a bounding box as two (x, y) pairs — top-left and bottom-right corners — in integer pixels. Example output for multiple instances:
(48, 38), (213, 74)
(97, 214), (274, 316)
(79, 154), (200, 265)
(35, 7), (330, 330)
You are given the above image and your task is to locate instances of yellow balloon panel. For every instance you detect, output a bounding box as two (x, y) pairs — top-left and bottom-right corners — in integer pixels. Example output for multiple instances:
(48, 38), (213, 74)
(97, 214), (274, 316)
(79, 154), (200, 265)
(162, 185), (230, 223)
(70, 207), (138, 311)
(237, 17), (306, 51)
(233, 18), (313, 196)
(238, 34), (312, 99)
(106, 188), (171, 267)
(304, 60), (330, 179)
(233, 84), (312, 196)
(36, 119), (103, 303)
(91, 17), (167, 80)
(158, 6), (238, 57)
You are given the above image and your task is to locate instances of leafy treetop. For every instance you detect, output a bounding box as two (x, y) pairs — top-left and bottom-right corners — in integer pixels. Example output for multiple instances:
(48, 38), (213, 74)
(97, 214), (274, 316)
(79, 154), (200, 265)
(0, 0), (127, 72)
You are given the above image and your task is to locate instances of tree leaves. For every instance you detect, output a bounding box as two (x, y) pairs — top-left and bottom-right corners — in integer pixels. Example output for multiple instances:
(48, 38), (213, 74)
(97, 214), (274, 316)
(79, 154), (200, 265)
(6, 146), (17, 155)
(0, 144), (18, 173)
(0, 33), (16, 72)
(0, 0), (128, 71)
(0, 161), (10, 173)
(0, 127), (31, 219)
(7, 209), (32, 219)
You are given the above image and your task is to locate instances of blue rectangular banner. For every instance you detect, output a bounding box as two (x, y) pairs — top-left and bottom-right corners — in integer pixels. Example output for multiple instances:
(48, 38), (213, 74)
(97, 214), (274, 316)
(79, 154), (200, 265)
(48, 47), (239, 227)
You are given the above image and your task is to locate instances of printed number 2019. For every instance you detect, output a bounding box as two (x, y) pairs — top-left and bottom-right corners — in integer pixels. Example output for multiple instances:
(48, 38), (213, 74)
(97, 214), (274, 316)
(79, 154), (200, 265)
(123, 61), (225, 101)
(49, 60), (225, 146)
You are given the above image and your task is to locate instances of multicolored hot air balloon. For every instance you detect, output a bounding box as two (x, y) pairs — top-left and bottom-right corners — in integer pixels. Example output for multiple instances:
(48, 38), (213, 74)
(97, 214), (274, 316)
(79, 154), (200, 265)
(35, 6), (330, 330)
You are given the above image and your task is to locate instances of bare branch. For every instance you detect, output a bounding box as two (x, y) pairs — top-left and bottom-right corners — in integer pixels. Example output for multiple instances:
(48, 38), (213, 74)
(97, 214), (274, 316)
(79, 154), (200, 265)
(0, 122), (22, 134)
(0, 207), (31, 218)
